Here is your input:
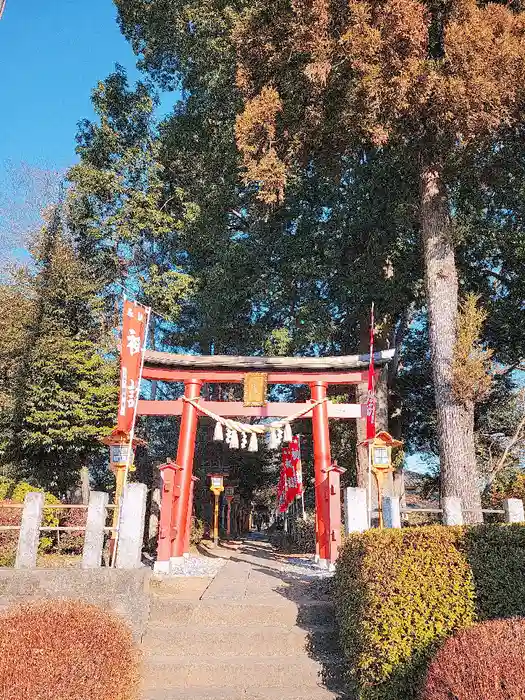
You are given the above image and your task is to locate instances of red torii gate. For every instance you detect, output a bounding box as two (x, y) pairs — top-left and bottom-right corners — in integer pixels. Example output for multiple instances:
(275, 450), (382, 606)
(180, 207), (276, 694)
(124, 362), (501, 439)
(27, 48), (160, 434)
(138, 350), (394, 572)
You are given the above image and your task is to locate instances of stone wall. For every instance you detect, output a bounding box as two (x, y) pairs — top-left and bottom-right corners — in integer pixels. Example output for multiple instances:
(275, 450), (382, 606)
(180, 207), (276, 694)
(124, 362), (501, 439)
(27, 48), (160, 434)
(0, 568), (151, 641)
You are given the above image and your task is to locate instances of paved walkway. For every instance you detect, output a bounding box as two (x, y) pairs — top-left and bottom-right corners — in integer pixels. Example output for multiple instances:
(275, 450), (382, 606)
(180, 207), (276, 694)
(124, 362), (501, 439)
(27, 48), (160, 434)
(141, 536), (346, 699)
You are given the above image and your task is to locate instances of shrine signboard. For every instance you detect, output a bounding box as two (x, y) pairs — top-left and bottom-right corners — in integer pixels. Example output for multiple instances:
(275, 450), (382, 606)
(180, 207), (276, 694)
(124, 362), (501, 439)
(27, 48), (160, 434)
(243, 372), (268, 407)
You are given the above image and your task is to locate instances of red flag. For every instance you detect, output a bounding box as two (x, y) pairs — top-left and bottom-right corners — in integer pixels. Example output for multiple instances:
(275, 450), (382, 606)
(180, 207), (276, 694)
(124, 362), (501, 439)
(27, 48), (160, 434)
(290, 436), (303, 498)
(366, 304), (376, 441)
(117, 299), (150, 434)
(284, 444), (298, 504)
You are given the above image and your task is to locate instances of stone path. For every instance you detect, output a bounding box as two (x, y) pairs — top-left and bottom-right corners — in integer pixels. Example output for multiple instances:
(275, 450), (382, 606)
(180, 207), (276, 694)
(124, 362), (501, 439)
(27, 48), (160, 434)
(141, 536), (347, 699)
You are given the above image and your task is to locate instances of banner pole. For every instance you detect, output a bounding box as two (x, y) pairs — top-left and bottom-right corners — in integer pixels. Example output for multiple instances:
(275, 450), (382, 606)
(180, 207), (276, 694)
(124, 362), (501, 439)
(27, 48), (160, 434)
(367, 302), (375, 528)
(368, 442), (372, 527)
(297, 434), (307, 521)
(111, 303), (151, 567)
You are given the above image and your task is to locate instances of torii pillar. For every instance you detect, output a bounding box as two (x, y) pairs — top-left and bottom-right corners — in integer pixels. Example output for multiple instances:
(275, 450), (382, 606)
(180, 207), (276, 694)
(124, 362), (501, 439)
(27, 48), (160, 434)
(310, 381), (331, 568)
(171, 379), (202, 561)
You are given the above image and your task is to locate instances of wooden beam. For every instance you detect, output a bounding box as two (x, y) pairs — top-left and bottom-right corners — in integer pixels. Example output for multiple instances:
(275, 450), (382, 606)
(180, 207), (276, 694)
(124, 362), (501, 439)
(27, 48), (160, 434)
(137, 400), (366, 419)
(144, 349), (394, 372)
(141, 367), (367, 385)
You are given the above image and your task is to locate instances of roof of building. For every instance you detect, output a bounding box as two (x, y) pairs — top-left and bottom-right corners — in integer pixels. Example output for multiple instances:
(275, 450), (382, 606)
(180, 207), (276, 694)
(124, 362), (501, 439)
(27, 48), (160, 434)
(143, 349), (395, 372)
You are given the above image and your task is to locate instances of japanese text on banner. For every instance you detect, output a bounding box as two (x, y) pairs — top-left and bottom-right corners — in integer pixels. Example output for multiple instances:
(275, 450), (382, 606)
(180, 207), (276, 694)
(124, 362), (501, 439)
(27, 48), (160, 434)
(117, 300), (149, 434)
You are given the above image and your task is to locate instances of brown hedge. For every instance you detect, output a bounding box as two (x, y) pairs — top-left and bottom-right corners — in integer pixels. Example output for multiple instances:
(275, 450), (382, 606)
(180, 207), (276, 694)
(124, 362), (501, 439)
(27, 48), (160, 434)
(334, 524), (525, 700)
(421, 617), (525, 700)
(0, 600), (139, 700)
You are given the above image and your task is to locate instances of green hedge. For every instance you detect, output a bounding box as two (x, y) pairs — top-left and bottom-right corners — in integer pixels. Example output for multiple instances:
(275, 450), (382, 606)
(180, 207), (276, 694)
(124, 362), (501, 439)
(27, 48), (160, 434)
(334, 525), (525, 700)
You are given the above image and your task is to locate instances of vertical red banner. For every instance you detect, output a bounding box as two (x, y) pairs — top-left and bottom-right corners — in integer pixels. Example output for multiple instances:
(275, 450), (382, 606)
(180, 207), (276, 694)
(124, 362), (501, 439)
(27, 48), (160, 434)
(284, 443), (298, 505)
(291, 436), (303, 498)
(366, 305), (376, 441)
(117, 299), (150, 434)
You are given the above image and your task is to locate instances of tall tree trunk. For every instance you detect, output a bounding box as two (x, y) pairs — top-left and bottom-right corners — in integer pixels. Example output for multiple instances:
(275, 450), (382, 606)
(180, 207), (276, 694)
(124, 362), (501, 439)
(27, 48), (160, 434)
(420, 164), (482, 524)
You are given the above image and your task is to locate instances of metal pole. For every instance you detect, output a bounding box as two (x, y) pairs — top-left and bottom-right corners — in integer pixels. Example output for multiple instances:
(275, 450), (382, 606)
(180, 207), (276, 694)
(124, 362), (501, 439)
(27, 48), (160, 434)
(297, 434), (307, 521)
(368, 444), (373, 527)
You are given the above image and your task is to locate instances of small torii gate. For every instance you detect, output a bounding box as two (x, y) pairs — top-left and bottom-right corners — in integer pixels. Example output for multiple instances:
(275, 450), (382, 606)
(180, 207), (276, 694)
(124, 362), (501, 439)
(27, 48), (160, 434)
(137, 350), (394, 572)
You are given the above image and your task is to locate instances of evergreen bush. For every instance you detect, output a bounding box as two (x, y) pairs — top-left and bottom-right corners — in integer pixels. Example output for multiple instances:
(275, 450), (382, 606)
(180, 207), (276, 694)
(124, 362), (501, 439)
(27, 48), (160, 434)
(334, 525), (525, 700)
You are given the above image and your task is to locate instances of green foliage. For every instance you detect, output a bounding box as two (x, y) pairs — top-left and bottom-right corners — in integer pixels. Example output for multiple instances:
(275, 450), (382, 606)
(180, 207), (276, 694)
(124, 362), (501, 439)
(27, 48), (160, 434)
(189, 517), (205, 547)
(335, 525), (525, 700)
(335, 527), (475, 700)
(269, 513), (316, 553)
(0, 477), (13, 501)
(2, 205), (118, 494)
(11, 480), (61, 552)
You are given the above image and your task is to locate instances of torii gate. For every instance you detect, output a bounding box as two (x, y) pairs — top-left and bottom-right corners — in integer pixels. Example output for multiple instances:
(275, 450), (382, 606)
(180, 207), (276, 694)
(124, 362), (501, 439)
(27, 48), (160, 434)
(137, 349), (394, 572)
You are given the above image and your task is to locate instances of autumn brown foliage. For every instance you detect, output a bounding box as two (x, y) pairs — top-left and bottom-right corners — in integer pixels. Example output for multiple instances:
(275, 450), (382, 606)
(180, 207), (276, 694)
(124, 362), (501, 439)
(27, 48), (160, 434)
(58, 506), (88, 554)
(0, 600), (139, 700)
(234, 0), (525, 202)
(421, 617), (525, 700)
(0, 501), (20, 566)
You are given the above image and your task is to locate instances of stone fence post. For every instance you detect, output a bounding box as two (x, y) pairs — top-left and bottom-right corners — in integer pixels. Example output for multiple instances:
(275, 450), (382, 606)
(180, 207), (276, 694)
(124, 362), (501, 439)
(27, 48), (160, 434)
(503, 498), (525, 523)
(15, 492), (44, 569)
(82, 491), (109, 569)
(383, 496), (401, 529)
(442, 497), (463, 526)
(344, 487), (368, 534)
(116, 483), (147, 569)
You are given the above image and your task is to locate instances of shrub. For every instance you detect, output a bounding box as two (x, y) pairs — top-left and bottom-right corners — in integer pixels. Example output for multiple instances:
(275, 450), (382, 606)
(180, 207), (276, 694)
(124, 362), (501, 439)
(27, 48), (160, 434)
(335, 525), (525, 699)
(10, 480), (61, 552)
(58, 507), (87, 554)
(335, 527), (475, 700)
(421, 617), (525, 700)
(0, 600), (139, 700)
(190, 517), (205, 547)
(0, 477), (14, 501)
(269, 514), (316, 553)
(0, 501), (21, 566)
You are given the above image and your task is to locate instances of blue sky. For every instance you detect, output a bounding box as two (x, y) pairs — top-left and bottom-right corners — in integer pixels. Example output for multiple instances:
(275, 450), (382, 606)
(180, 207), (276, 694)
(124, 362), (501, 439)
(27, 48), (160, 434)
(0, 0), (163, 254)
(0, 0), (141, 171)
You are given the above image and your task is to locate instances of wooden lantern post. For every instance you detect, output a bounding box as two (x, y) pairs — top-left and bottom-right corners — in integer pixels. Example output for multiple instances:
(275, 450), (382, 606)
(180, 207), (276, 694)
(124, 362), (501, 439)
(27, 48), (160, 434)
(371, 431), (403, 528)
(101, 429), (146, 551)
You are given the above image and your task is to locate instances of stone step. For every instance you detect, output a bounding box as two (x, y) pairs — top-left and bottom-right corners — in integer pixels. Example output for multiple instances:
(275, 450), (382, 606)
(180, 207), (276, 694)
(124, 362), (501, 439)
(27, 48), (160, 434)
(142, 623), (338, 657)
(142, 687), (346, 700)
(141, 656), (343, 691)
(149, 598), (335, 629)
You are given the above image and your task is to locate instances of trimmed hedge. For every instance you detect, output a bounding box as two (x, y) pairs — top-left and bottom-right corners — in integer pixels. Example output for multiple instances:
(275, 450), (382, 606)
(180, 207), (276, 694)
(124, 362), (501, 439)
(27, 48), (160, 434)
(334, 525), (525, 700)
(0, 600), (139, 699)
(421, 617), (525, 700)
